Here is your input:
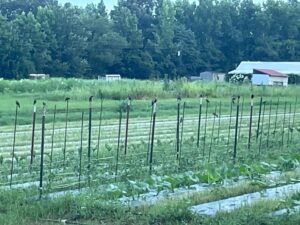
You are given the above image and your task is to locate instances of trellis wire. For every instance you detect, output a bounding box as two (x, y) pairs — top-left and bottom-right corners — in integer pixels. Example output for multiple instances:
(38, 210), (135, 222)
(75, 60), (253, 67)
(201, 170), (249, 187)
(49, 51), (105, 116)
(281, 102), (287, 148)
(115, 108), (122, 182)
(49, 105), (57, 169)
(78, 111), (84, 190)
(256, 97), (263, 141)
(233, 96), (240, 162)
(1, 95), (300, 194)
(290, 97), (298, 143)
(273, 98), (280, 135)
(287, 103), (292, 146)
(227, 99), (234, 147)
(39, 103), (46, 199)
(176, 97), (181, 160)
(258, 101), (266, 155)
(203, 98), (209, 156)
(208, 105), (217, 162)
(238, 97), (244, 139)
(96, 93), (104, 158)
(217, 101), (222, 144)
(266, 101), (272, 148)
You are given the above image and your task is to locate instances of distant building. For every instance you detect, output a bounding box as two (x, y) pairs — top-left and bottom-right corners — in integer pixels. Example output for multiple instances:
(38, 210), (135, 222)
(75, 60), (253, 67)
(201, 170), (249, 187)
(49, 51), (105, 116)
(190, 71), (225, 82)
(252, 69), (288, 86)
(105, 74), (121, 81)
(200, 71), (225, 82)
(98, 74), (121, 81)
(229, 61), (300, 75)
(29, 74), (49, 79)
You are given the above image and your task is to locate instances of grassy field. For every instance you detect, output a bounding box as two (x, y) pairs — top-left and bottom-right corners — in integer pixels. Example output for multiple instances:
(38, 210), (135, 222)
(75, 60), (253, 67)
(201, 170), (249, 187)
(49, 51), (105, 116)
(1, 78), (300, 224)
(2, 176), (300, 225)
(0, 78), (299, 125)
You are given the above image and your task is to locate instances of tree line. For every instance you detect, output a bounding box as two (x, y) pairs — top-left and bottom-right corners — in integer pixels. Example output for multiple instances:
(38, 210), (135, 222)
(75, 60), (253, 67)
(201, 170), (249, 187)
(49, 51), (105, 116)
(0, 0), (299, 79)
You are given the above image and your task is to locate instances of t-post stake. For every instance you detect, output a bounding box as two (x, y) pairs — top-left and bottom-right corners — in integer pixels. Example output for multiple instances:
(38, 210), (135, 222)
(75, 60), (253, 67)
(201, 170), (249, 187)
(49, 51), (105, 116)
(10, 101), (20, 188)
(30, 99), (37, 165)
(149, 98), (157, 174)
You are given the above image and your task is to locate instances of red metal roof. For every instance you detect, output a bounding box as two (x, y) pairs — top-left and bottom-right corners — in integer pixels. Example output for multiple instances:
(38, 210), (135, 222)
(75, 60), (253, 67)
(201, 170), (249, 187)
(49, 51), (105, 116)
(253, 69), (288, 78)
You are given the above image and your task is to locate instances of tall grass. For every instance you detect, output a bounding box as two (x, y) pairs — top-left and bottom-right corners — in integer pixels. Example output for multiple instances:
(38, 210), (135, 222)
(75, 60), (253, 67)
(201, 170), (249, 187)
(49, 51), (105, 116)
(0, 78), (299, 100)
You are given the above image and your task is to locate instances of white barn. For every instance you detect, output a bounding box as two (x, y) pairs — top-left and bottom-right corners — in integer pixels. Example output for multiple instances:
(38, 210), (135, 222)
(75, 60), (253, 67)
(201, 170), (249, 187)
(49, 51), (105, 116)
(229, 61), (300, 75)
(252, 69), (288, 86)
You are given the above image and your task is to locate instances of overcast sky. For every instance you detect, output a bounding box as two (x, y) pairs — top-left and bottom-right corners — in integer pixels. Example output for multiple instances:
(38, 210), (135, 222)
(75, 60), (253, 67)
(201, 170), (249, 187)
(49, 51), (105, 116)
(58, 0), (265, 11)
(59, 0), (120, 10)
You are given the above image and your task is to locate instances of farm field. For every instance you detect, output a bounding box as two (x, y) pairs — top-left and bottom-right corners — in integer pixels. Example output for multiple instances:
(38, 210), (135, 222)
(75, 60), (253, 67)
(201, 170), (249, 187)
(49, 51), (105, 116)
(1, 78), (300, 225)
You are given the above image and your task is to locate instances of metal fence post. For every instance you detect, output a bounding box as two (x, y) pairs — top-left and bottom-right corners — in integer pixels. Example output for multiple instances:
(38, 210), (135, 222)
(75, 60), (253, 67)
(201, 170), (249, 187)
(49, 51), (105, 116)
(10, 101), (20, 188)
(88, 96), (93, 186)
(197, 96), (203, 148)
(124, 96), (131, 155)
(63, 97), (70, 167)
(248, 94), (254, 149)
(30, 100), (37, 165)
(233, 96), (240, 162)
(176, 97), (181, 160)
(256, 97), (263, 140)
(39, 102), (46, 199)
(149, 99), (157, 174)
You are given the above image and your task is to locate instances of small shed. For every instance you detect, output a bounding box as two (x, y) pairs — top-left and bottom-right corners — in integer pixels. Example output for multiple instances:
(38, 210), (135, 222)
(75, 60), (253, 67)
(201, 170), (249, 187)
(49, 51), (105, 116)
(199, 71), (225, 82)
(252, 69), (288, 86)
(29, 74), (49, 80)
(105, 74), (121, 81)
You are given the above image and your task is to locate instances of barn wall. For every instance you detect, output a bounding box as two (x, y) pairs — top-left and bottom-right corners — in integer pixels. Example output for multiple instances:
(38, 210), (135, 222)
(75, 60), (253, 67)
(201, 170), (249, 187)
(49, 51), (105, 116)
(252, 74), (269, 85)
(269, 76), (288, 86)
(214, 73), (225, 82)
(200, 72), (213, 81)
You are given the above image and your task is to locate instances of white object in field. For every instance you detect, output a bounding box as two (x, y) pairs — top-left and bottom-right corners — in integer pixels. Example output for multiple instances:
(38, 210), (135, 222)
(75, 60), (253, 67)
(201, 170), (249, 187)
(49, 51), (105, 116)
(105, 74), (121, 81)
(29, 74), (50, 79)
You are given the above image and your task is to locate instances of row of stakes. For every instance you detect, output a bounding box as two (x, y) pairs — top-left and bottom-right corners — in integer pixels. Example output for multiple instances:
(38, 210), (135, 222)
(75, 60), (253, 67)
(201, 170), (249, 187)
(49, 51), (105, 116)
(8, 94), (298, 198)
